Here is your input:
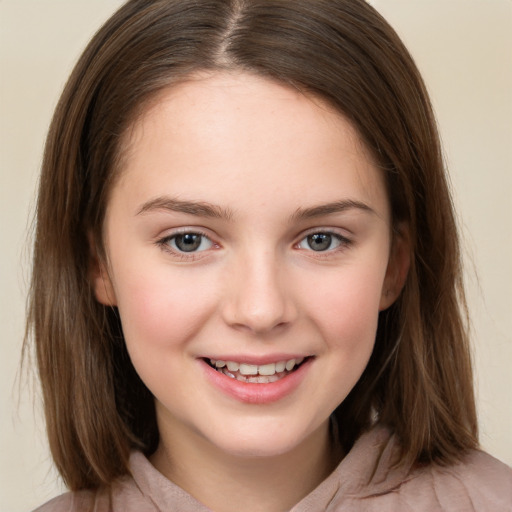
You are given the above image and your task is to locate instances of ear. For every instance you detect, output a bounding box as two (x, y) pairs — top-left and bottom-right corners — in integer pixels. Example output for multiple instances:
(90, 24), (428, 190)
(88, 232), (117, 306)
(379, 223), (410, 311)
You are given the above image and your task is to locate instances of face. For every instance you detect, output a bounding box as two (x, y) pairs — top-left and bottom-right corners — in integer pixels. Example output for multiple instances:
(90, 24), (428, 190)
(93, 72), (407, 462)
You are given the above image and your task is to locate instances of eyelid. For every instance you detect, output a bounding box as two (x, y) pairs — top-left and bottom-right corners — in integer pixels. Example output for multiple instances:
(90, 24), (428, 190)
(294, 228), (353, 253)
(297, 226), (352, 241)
(156, 228), (220, 259)
(155, 226), (353, 259)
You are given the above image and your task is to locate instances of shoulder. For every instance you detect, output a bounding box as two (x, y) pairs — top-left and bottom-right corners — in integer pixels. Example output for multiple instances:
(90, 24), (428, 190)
(413, 449), (512, 511)
(364, 447), (512, 511)
(32, 466), (150, 512)
(32, 451), (199, 512)
(324, 428), (512, 512)
(32, 489), (102, 512)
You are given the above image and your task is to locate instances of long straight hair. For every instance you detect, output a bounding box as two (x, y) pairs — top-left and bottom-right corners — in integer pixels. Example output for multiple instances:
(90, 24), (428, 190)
(27, 0), (477, 490)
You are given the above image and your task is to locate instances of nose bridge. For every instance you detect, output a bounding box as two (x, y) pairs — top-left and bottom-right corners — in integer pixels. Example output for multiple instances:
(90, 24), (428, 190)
(222, 245), (295, 334)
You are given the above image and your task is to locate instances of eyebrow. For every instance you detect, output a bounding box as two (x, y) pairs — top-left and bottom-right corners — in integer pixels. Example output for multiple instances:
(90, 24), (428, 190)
(136, 196), (234, 220)
(290, 199), (375, 221)
(136, 196), (374, 221)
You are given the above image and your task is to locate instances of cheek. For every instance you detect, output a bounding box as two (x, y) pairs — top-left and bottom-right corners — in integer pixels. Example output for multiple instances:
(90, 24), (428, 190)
(112, 265), (216, 355)
(308, 281), (382, 409)
(306, 263), (386, 341)
(322, 285), (380, 372)
(300, 261), (387, 401)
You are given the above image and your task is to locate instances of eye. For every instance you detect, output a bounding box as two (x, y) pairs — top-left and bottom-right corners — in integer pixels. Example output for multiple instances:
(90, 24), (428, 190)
(164, 232), (214, 253)
(297, 232), (348, 252)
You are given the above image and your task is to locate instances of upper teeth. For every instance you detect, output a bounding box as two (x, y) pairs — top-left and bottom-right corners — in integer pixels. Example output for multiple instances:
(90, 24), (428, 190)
(210, 357), (304, 376)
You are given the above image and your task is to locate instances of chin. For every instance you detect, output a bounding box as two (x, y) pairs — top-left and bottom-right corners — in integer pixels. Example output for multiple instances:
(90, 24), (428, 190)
(202, 417), (327, 460)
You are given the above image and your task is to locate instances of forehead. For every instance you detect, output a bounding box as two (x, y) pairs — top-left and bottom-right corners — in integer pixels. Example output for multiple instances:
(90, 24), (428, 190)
(113, 72), (388, 217)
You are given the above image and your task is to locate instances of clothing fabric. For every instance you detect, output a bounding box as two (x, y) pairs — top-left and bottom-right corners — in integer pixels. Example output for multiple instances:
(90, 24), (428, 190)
(35, 427), (512, 511)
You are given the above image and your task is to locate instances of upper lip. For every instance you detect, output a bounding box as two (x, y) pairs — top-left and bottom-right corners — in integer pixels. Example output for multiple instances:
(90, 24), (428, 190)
(200, 354), (311, 365)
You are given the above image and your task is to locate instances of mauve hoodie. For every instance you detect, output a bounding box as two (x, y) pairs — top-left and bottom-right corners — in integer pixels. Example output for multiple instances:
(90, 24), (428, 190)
(35, 427), (512, 511)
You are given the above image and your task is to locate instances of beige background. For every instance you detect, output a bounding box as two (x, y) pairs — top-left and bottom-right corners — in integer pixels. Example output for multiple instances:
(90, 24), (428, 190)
(1, 1), (511, 510)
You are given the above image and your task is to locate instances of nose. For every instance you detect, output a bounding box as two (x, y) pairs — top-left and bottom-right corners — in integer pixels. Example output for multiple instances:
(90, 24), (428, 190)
(221, 250), (297, 335)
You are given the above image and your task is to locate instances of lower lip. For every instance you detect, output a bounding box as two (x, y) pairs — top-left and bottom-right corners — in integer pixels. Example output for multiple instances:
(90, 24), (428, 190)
(200, 358), (312, 404)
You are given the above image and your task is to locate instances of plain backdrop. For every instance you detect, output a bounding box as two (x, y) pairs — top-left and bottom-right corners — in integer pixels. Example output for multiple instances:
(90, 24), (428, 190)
(1, 1), (511, 510)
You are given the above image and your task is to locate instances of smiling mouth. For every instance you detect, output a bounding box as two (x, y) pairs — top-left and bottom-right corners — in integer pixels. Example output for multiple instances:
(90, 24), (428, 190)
(205, 357), (309, 384)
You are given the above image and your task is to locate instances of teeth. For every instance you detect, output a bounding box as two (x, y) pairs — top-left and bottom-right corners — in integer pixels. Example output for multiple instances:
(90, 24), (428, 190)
(226, 361), (240, 372)
(275, 361), (286, 373)
(258, 363), (276, 376)
(231, 373), (281, 384)
(285, 359), (296, 371)
(239, 363), (258, 376)
(210, 357), (305, 377)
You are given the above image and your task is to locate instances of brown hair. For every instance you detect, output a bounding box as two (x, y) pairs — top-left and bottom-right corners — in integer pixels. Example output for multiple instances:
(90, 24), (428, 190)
(26, 0), (478, 490)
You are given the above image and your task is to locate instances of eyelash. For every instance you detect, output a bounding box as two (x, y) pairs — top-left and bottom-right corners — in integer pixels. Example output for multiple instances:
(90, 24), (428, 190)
(295, 230), (353, 256)
(156, 230), (216, 260)
(156, 229), (353, 260)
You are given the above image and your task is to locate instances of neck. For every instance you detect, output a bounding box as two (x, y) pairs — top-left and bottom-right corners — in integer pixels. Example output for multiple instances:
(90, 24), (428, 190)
(150, 418), (342, 512)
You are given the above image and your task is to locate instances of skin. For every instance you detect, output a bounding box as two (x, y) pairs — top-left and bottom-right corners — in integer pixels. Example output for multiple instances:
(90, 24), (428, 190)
(92, 72), (409, 512)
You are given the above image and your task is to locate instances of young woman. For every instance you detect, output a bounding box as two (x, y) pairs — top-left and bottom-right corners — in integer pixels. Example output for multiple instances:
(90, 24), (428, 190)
(28, 1), (511, 510)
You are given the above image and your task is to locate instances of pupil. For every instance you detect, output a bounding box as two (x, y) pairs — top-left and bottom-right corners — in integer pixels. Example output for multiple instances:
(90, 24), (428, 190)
(308, 233), (331, 251)
(176, 233), (201, 252)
